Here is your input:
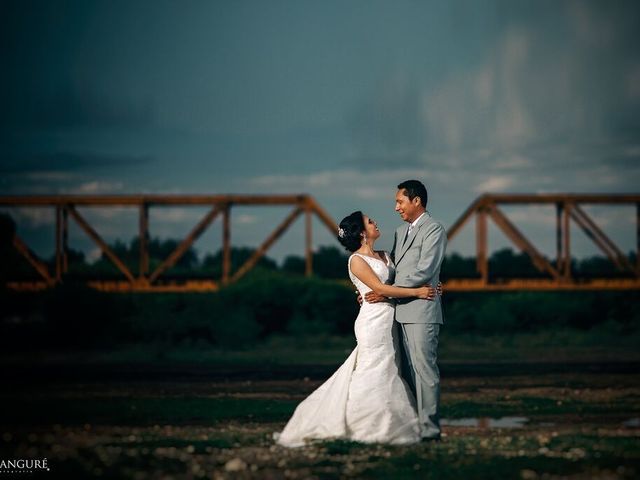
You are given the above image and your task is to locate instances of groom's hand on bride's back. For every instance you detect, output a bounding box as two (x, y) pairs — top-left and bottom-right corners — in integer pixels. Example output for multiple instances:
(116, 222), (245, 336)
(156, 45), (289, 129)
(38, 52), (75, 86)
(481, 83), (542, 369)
(355, 291), (387, 304)
(364, 291), (388, 303)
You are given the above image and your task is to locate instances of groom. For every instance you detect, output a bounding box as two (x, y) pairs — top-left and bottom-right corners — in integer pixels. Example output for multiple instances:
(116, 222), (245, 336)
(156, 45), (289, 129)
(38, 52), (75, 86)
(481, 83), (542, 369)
(366, 179), (447, 441)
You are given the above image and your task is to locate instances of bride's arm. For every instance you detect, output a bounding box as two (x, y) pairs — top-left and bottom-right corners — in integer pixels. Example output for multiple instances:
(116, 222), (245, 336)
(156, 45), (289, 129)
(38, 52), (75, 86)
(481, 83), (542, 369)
(350, 256), (435, 299)
(365, 281), (443, 303)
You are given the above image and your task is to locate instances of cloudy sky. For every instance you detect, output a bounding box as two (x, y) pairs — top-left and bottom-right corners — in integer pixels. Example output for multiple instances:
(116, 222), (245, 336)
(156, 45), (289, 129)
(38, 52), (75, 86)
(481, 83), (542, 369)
(1, 0), (639, 264)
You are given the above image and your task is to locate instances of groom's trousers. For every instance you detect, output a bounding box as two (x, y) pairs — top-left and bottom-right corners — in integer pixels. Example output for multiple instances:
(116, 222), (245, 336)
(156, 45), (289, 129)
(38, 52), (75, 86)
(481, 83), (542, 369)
(399, 322), (441, 439)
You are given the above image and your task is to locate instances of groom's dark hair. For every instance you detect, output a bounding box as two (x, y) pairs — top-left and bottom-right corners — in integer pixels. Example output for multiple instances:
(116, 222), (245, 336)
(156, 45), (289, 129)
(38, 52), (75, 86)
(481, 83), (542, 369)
(397, 180), (428, 207)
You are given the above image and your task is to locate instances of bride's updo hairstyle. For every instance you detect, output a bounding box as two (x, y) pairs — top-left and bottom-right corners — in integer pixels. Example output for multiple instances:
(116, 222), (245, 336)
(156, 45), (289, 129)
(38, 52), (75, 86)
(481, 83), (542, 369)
(337, 211), (365, 252)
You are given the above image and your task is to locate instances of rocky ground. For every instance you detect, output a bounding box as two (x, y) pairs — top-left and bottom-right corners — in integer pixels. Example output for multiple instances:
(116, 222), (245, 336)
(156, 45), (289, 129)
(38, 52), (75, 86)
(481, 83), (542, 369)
(1, 359), (639, 479)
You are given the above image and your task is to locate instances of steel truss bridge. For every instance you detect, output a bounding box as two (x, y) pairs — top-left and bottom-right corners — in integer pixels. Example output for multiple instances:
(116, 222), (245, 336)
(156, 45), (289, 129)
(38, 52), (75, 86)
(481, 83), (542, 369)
(1, 193), (638, 292)
(446, 193), (639, 291)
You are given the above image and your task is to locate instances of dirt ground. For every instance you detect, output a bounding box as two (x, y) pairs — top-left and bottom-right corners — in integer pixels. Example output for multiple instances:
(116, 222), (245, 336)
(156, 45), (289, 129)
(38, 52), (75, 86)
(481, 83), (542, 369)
(1, 359), (639, 479)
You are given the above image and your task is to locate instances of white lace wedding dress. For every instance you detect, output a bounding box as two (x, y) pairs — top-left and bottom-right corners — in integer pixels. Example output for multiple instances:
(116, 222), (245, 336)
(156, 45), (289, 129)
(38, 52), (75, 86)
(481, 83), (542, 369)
(275, 252), (421, 447)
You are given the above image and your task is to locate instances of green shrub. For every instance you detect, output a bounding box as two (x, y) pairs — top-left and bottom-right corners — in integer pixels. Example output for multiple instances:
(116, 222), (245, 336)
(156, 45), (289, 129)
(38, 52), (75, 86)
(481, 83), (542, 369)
(42, 284), (134, 348)
(1, 272), (638, 352)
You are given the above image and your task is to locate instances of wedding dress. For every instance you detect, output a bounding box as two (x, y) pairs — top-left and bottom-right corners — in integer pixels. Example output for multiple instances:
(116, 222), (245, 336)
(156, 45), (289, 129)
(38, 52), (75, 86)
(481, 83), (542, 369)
(275, 252), (421, 447)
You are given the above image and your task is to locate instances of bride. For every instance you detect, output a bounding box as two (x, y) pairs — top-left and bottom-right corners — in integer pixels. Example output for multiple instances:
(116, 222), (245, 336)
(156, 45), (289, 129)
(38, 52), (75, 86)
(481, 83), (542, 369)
(275, 211), (439, 447)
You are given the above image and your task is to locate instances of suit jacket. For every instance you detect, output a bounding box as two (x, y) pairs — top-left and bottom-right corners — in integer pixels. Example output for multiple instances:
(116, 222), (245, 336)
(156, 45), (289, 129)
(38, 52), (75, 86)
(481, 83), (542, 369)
(391, 211), (447, 324)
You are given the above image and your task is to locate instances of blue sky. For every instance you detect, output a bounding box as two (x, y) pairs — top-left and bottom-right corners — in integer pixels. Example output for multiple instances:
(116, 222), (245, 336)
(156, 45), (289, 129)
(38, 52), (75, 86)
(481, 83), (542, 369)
(1, 0), (639, 263)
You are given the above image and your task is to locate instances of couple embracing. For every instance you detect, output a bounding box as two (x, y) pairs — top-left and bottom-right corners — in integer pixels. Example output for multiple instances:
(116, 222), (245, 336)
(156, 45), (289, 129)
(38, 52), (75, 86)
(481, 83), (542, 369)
(276, 180), (447, 447)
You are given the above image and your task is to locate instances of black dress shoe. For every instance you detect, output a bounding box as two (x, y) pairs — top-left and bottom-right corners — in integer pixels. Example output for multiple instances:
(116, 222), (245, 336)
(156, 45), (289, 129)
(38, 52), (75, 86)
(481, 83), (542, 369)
(421, 435), (441, 443)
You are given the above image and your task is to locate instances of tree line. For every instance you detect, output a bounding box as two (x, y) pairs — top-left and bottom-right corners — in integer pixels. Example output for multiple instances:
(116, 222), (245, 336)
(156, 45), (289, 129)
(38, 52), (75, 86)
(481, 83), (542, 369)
(1, 212), (636, 282)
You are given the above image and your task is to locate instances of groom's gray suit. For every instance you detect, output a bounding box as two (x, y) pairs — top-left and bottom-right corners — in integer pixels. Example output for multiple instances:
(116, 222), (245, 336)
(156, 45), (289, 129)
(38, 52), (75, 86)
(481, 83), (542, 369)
(391, 210), (447, 439)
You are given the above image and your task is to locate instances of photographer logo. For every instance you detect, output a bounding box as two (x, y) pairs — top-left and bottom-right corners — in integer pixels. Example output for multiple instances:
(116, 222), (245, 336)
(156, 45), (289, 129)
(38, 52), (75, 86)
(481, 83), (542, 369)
(0, 458), (50, 474)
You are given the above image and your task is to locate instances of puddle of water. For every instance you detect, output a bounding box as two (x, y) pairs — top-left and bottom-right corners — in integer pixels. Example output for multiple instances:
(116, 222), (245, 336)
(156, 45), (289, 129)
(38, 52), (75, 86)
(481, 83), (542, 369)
(623, 418), (640, 428)
(441, 418), (479, 427)
(441, 416), (529, 429)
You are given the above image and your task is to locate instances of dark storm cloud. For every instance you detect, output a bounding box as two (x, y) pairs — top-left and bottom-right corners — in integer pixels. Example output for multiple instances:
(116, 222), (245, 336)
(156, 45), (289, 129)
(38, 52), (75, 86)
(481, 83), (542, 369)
(0, 151), (152, 174)
(0, 0), (154, 129)
(0, 85), (155, 129)
(345, 0), (640, 178)
(347, 77), (426, 167)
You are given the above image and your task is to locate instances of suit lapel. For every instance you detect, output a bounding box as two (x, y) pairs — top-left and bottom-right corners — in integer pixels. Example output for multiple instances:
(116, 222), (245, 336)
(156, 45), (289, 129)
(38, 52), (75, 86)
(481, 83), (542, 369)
(395, 211), (432, 265)
(394, 224), (409, 262)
